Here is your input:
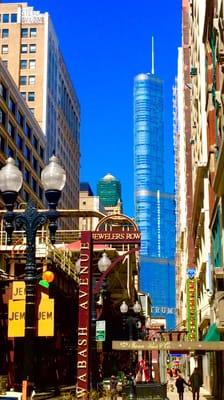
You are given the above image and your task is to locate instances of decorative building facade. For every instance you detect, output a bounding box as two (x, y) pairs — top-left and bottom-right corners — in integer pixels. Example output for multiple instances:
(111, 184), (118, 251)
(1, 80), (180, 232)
(175, 1), (224, 398)
(134, 72), (176, 329)
(0, 3), (80, 215)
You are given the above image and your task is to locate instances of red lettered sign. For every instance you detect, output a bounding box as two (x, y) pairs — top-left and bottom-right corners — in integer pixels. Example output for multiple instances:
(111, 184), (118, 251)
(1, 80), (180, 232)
(76, 232), (92, 398)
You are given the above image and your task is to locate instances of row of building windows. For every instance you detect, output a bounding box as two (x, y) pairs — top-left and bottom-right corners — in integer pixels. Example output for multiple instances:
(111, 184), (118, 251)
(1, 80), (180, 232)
(21, 44), (36, 53)
(0, 27), (37, 39)
(0, 13), (17, 23)
(0, 134), (43, 201)
(0, 81), (44, 158)
(20, 91), (35, 101)
(21, 27), (37, 38)
(20, 59), (36, 69)
(0, 108), (43, 169)
(20, 75), (36, 85)
(1, 44), (36, 55)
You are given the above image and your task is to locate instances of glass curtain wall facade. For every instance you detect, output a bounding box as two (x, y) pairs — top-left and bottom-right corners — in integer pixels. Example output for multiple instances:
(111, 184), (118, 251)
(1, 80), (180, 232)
(134, 74), (164, 255)
(134, 73), (176, 328)
(97, 173), (122, 207)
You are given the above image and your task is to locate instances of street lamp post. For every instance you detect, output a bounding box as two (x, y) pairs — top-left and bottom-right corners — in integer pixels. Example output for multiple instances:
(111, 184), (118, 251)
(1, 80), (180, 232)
(120, 300), (141, 341)
(0, 156), (66, 393)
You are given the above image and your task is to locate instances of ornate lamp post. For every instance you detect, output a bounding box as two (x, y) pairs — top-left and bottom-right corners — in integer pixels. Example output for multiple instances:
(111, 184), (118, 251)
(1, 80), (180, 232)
(0, 155), (66, 392)
(97, 252), (111, 305)
(120, 300), (141, 340)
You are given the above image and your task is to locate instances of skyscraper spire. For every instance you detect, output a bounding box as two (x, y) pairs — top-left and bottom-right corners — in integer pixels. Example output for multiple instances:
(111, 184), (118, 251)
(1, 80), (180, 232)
(151, 36), (155, 75)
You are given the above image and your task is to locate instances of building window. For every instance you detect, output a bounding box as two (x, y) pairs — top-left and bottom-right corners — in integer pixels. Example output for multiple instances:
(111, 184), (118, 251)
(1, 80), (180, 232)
(29, 59), (36, 69)
(0, 136), (5, 152)
(20, 92), (26, 100)
(24, 190), (29, 202)
(39, 186), (43, 201)
(2, 29), (9, 38)
(0, 108), (6, 125)
(0, 83), (7, 100)
(32, 156), (38, 171)
(29, 44), (36, 53)
(8, 146), (14, 158)
(21, 28), (28, 38)
(9, 97), (16, 114)
(20, 59), (27, 69)
(30, 28), (37, 37)
(2, 45), (8, 54)
(24, 168), (30, 184)
(7, 121), (15, 138)
(19, 76), (27, 85)
(28, 76), (36, 85)
(11, 14), (17, 23)
(21, 44), (28, 53)
(2, 14), (9, 23)
(32, 177), (37, 192)
(29, 108), (35, 114)
(32, 135), (38, 150)
(17, 111), (24, 127)
(16, 134), (23, 151)
(25, 123), (31, 139)
(25, 145), (31, 161)
(28, 92), (35, 102)
(16, 157), (23, 172)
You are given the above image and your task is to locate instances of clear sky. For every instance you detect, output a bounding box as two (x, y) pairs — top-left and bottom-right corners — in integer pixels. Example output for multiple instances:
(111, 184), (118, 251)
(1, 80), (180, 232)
(6, 0), (181, 217)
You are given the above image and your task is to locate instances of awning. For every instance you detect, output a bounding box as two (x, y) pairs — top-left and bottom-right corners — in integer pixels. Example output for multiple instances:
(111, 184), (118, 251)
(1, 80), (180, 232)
(204, 323), (221, 342)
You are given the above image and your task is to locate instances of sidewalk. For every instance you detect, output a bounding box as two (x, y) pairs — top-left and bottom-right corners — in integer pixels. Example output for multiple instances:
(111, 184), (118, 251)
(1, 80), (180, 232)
(167, 386), (212, 400)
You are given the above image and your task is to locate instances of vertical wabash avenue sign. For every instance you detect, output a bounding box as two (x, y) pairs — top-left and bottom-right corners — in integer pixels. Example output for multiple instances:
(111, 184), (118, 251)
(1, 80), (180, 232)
(8, 281), (54, 337)
(76, 230), (140, 398)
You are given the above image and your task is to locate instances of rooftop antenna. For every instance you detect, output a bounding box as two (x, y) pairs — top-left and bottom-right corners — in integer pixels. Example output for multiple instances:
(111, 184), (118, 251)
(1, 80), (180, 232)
(151, 36), (155, 75)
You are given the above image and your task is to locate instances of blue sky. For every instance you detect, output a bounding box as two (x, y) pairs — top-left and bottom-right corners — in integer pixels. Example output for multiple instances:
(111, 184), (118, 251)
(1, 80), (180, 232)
(7, 0), (181, 217)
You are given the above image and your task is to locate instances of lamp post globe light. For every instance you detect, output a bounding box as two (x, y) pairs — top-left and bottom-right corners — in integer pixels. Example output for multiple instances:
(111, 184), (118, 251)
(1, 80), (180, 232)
(0, 155), (66, 392)
(120, 300), (141, 341)
(97, 252), (111, 273)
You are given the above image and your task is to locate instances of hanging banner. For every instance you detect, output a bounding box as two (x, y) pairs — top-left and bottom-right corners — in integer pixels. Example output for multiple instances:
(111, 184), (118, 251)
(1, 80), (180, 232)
(8, 299), (25, 337)
(12, 281), (25, 300)
(186, 278), (198, 341)
(37, 298), (54, 336)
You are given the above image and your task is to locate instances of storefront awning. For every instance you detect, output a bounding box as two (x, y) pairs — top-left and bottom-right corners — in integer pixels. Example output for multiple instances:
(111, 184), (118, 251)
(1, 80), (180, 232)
(204, 323), (221, 342)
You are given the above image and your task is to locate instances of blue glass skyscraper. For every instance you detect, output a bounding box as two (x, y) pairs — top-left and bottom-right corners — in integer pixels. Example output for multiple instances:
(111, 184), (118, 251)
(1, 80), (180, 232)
(134, 72), (176, 329)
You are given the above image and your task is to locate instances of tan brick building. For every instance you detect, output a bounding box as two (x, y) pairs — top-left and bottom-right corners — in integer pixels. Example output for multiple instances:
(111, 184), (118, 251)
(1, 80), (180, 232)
(0, 3), (80, 218)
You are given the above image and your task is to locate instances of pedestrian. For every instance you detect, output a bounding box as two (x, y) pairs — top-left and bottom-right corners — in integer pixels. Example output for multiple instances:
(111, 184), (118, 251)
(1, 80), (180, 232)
(189, 367), (202, 400)
(175, 371), (189, 400)
(110, 375), (118, 400)
(127, 372), (136, 398)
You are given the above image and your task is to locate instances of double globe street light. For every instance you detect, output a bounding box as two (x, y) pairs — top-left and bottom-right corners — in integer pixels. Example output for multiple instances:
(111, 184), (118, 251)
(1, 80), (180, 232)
(120, 300), (142, 341)
(0, 155), (66, 392)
